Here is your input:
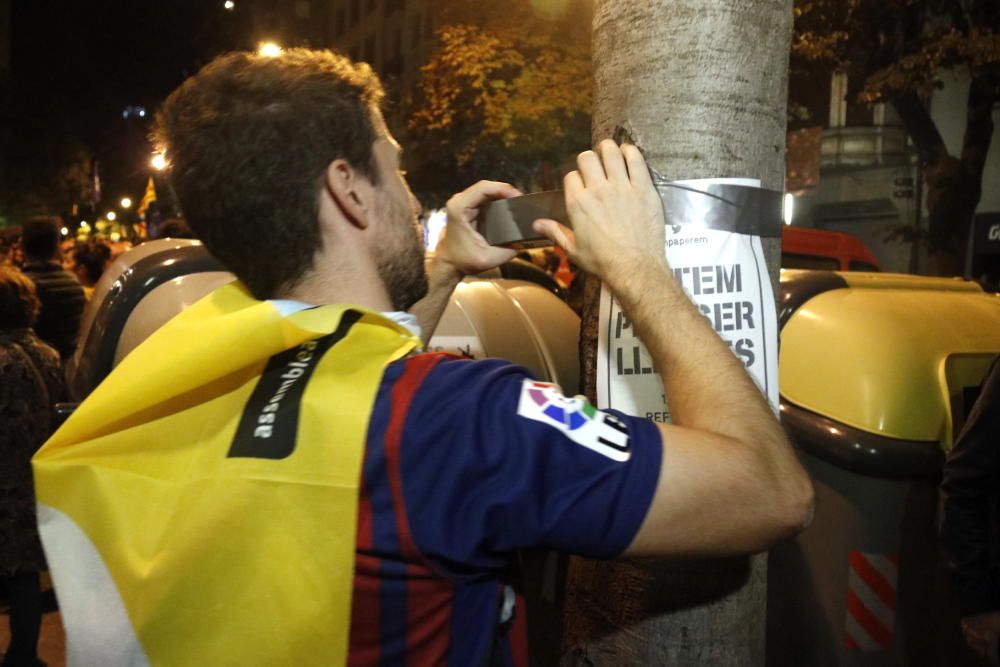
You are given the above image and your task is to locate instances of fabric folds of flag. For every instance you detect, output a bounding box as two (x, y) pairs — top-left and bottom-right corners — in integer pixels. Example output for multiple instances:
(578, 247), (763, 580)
(32, 282), (419, 666)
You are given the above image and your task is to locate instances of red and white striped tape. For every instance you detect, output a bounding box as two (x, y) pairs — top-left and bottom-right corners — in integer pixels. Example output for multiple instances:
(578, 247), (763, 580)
(844, 551), (899, 651)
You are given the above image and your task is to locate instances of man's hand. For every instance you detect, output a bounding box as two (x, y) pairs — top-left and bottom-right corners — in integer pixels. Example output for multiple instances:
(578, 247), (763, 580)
(963, 612), (1000, 664)
(532, 140), (665, 279)
(435, 180), (521, 278)
(410, 180), (520, 344)
(530, 138), (813, 556)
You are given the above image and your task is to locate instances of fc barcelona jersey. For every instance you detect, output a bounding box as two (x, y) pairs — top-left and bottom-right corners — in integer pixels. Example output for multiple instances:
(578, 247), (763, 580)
(351, 353), (662, 666)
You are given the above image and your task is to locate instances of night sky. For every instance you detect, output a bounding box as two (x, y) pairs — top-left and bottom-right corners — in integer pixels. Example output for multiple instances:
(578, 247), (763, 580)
(7, 0), (250, 210)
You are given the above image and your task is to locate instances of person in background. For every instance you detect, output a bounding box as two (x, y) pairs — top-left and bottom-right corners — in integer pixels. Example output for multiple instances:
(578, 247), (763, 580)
(1, 232), (24, 269)
(941, 356), (1000, 665)
(155, 218), (195, 240)
(0, 266), (67, 667)
(69, 242), (111, 301)
(57, 239), (75, 272)
(20, 218), (85, 361)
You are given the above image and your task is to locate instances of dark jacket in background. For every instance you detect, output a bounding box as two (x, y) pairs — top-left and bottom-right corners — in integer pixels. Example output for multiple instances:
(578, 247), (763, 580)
(22, 259), (85, 361)
(940, 355), (1000, 616)
(0, 328), (67, 574)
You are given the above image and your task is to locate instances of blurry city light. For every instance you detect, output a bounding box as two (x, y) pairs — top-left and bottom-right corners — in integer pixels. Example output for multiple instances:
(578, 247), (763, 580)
(224, 0), (236, 9)
(120, 197), (133, 209)
(258, 41), (283, 58)
(106, 211), (117, 221)
(151, 153), (168, 171)
(60, 227), (69, 236)
(80, 221), (90, 230)
(110, 232), (122, 242)
(423, 209), (447, 251)
(122, 105), (148, 120)
(783, 193), (795, 225)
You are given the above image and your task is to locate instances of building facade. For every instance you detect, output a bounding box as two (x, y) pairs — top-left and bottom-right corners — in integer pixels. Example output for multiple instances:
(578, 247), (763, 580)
(327, 0), (435, 108)
(789, 69), (1000, 275)
(238, 0), (436, 128)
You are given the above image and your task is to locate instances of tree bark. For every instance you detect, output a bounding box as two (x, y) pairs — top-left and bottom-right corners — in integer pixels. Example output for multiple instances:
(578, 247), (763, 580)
(892, 73), (998, 272)
(563, 1), (791, 665)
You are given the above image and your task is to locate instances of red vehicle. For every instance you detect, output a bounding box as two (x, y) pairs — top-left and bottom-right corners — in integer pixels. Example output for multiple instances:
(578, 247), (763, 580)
(781, 226), (882, 272)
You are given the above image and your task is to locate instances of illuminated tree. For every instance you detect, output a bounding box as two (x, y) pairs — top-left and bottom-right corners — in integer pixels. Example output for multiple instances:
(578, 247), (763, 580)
(405, 1), (591, 202)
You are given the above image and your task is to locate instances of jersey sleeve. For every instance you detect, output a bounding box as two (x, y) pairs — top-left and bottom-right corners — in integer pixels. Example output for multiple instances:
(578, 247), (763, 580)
(398, 357), (662, 575)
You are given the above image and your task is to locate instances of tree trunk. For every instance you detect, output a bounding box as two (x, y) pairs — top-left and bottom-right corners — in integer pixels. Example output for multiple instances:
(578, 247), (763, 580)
(563, 1), (791, 664)
(892, 73), (998, 275)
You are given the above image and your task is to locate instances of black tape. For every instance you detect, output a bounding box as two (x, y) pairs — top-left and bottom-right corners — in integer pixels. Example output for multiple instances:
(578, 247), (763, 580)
(651, 175), (784, 239)
(479, 182), (782, 247)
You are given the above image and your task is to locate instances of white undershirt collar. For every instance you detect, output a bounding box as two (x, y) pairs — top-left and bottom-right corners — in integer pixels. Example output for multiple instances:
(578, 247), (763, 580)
(269, 299), (422, 340)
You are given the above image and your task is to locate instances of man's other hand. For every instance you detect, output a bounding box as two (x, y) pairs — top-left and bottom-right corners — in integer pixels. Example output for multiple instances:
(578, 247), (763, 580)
(532, 139), (665, 279)
(436, 180), (521, 277)
(963, 612), (1000, 664)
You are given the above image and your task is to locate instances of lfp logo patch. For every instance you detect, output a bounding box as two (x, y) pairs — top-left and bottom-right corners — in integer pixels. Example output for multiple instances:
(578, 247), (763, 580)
(517, 380), (631, 461)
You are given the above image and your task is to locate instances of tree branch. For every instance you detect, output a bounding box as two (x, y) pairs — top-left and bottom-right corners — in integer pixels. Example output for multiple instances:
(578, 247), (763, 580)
(891, 91), (950, 166)
(960, 70), (999, 177)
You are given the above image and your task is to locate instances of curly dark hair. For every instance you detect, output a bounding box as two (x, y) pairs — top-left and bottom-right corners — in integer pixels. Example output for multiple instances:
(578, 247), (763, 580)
(0, 265), (40, 330)
(153, 49), (385, 299)
(72, 242), (111, 285)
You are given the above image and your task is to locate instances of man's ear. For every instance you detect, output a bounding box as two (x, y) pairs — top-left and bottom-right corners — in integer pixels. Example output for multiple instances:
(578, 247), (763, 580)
(324, 159), (373, 230)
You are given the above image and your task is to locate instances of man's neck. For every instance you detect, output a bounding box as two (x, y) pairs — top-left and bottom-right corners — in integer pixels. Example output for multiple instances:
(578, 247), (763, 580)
(278, 271), (393, 313)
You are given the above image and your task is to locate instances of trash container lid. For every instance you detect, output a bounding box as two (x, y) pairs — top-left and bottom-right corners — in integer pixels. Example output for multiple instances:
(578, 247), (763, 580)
(68, 241), (580, 399)
(781, 272), (1000, 449)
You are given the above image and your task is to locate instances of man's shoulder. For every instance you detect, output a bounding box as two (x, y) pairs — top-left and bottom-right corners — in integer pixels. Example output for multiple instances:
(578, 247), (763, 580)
(384, 352), (531, 398)
(23, 259), (61, 273)
(24, 262), (83, 288)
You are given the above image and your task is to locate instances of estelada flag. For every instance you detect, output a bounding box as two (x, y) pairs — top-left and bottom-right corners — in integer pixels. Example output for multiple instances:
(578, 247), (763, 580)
(136, 176), (157, 218)
(33, 282), (420, 666)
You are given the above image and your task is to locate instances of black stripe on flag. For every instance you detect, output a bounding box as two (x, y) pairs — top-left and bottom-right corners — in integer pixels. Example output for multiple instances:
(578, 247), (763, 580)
(227, 310), (362, 460)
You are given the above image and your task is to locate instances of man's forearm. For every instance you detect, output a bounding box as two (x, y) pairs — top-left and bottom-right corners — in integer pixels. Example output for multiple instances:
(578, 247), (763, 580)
(409, 257), (463, 346)
(606, 256), (787, 457)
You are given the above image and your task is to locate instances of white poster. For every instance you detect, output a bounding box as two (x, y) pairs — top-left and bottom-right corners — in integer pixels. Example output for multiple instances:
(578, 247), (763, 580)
(596, 178), (779, 422)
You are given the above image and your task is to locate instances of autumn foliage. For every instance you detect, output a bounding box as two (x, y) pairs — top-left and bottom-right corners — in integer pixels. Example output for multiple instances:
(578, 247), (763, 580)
(406, 1), (591, 202)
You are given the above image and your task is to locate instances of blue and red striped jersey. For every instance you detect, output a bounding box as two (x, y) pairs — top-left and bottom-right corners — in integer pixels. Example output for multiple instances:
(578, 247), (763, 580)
(349, 353), (662, 666)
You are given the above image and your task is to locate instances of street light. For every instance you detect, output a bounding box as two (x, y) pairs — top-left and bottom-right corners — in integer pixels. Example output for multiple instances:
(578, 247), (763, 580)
(224, 0), (235, 9)
(60, 227), (69, 237)
(120, 197), (133, 209)
(106, 211), (117, 221)
(258, 41), (283, 58)
(151, 153), (168, 171)
(783, 193), (795, 225)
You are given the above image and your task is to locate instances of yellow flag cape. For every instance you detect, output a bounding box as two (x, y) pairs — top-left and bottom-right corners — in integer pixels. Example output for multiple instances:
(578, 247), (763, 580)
(32, 282), (420, 666)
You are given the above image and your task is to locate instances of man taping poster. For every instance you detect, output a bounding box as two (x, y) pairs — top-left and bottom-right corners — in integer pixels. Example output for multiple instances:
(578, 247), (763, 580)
(33, 49), (811, 666)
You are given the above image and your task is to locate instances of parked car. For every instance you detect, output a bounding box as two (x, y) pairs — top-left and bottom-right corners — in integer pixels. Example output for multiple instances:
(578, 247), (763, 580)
(782, 226), (882, 272)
